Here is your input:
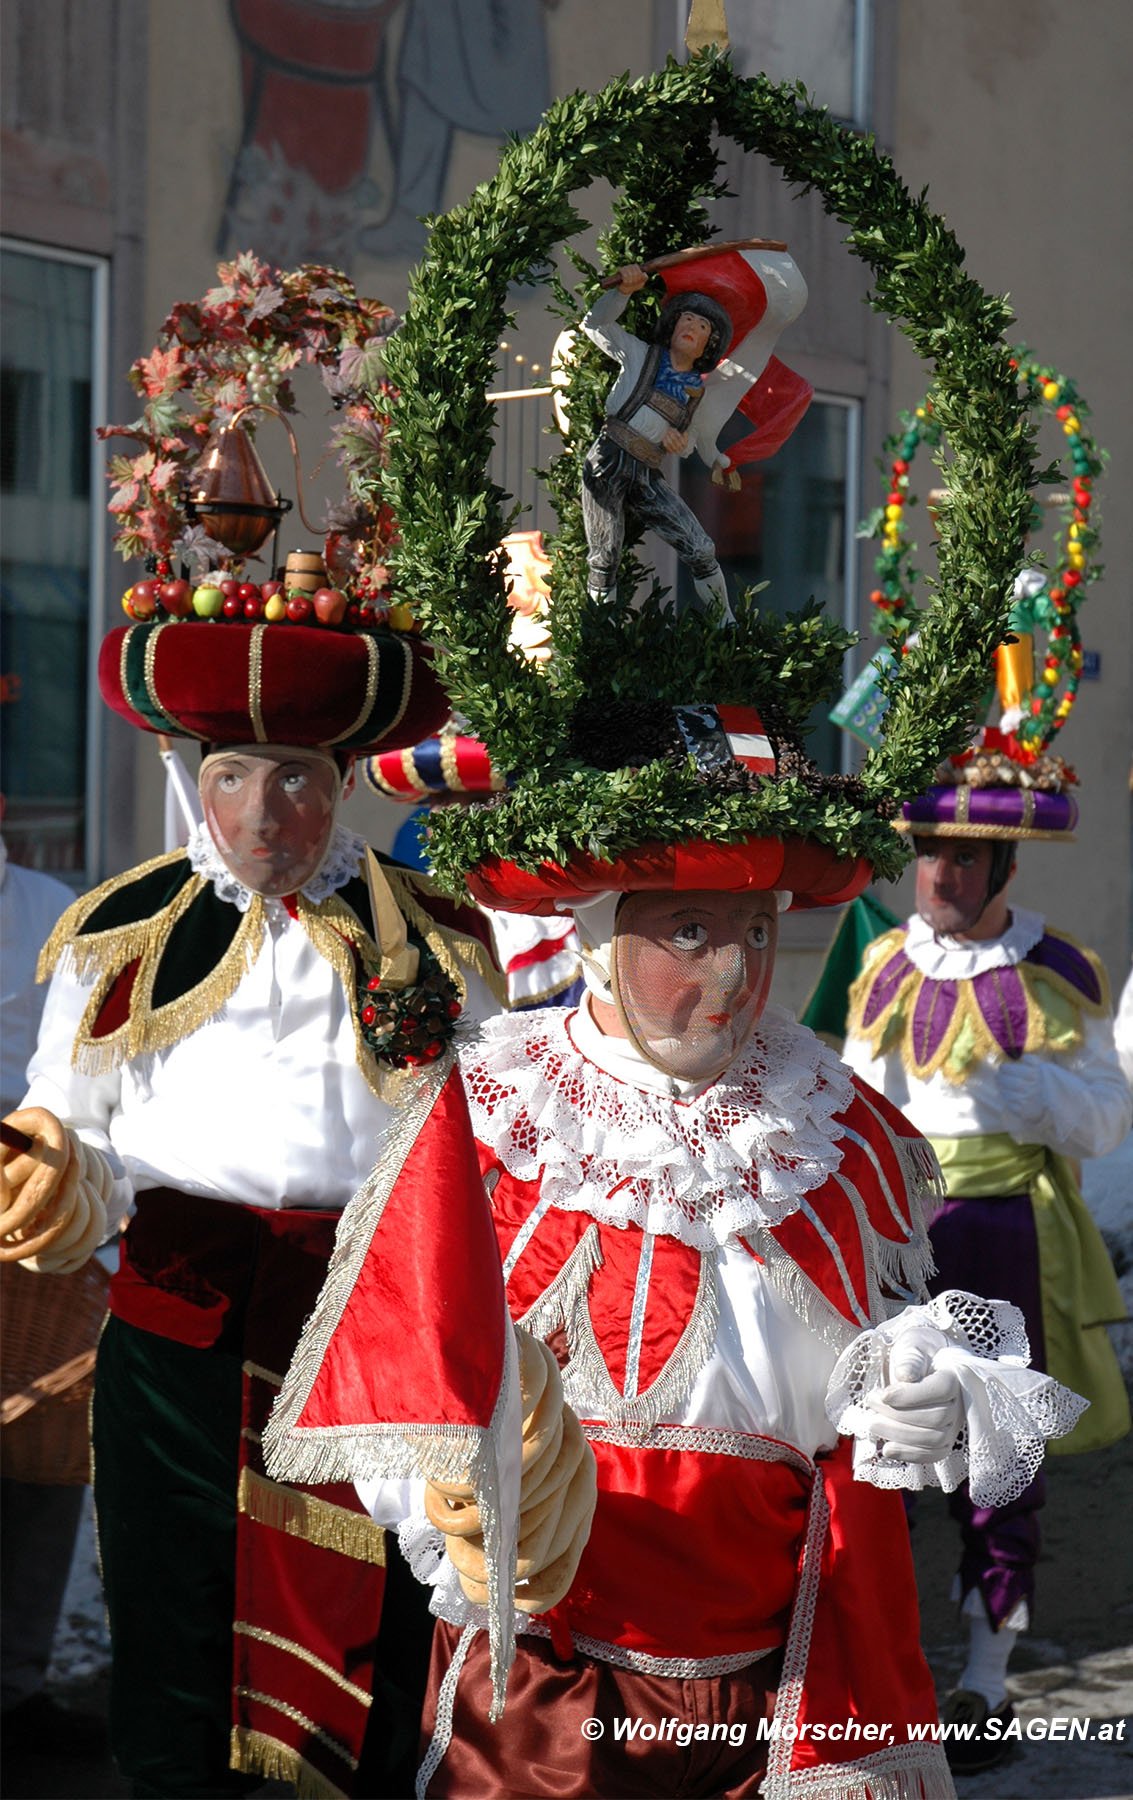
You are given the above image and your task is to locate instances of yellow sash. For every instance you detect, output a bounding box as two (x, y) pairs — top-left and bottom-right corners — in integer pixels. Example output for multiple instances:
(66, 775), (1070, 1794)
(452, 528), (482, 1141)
(929, 1133), (1130, 1456)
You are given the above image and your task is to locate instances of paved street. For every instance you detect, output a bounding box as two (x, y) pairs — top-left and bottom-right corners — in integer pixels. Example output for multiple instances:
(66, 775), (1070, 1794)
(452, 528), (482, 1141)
(4, 1142), (1131, 1800)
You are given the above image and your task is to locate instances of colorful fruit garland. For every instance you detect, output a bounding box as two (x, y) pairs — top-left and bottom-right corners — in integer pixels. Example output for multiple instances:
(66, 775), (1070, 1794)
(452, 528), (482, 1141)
(100, 252), (401, 611)
(862, 353), (1105, 751)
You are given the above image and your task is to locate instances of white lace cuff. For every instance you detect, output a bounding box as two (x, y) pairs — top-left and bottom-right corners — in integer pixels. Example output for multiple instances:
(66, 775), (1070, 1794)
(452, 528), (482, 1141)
(825, 1290), (1088, 1507)
(389, 1487), (487, 1630)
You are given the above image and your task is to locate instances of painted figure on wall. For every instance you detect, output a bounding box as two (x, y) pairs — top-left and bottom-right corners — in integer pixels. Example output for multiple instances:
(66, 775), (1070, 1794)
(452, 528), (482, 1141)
(220, 0), (555, 268)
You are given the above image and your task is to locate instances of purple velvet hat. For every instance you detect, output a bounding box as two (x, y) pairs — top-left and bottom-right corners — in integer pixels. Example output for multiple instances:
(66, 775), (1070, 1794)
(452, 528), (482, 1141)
(898, 735), (1079, 842)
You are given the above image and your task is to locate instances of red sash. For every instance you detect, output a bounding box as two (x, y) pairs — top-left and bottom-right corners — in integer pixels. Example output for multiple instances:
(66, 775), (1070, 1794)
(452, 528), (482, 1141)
(548, 1428), (811, 1664)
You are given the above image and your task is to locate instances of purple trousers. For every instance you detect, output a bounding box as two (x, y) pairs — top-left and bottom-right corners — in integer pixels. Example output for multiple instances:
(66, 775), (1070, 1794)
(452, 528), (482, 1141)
(929, 1190), (1047, 1630)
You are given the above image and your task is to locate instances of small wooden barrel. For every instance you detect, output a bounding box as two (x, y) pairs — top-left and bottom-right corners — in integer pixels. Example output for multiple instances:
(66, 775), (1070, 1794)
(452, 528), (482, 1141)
(284, 549), (328, 595)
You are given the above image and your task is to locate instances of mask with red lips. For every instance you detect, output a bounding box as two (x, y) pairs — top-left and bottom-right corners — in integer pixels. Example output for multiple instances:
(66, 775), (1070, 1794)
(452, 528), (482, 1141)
(610, 889), (779, 1082)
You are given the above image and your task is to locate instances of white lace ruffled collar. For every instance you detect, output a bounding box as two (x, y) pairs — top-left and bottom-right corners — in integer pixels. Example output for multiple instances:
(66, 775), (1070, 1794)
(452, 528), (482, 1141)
(186, 821), (367, 913)
(460, 1003), (855, 1251)
(903, 906), (1045, 980)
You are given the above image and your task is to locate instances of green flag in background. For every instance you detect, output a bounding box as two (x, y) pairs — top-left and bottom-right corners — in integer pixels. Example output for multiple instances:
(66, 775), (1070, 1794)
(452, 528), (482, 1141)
(800, 891), (900, 1045)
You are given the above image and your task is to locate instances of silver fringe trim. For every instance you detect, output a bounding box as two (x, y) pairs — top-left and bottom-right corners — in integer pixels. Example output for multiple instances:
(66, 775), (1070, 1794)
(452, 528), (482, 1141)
(517, 1222), (603, 1342)
(852, 1090), (947, 1238)
(760, 1741), (954, 1799)
(744, 1227), (860, 1354)
(263, 1054), (517, 1713)
(554, 1240), (719, 1433)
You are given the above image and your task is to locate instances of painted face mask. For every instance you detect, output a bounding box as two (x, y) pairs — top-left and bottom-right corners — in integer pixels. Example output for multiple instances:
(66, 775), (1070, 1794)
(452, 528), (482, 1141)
(610, 889), (779, 1082)
(199, 745), (341, 898)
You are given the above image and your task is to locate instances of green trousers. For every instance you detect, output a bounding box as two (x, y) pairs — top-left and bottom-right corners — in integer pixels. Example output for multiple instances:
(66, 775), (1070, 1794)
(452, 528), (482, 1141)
(92, 1315), (256, 1799)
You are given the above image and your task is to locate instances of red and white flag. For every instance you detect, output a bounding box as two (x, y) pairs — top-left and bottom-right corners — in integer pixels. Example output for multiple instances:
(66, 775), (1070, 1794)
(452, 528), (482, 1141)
(660, 244), (814, 468)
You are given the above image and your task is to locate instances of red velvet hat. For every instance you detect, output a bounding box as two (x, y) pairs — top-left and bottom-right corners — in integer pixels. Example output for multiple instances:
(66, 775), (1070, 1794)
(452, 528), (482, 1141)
(461, 705), (873, 913)
(99, 620), (449, 753)
(466, 835), (871, 914)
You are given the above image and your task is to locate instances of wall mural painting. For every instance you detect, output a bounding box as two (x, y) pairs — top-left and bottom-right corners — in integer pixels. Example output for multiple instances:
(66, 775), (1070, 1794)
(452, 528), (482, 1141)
(219, 0), (556, 269)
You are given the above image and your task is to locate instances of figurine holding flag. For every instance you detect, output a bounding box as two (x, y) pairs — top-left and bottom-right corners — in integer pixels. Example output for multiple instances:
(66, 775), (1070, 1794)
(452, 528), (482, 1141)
(580, 241), (813, 620)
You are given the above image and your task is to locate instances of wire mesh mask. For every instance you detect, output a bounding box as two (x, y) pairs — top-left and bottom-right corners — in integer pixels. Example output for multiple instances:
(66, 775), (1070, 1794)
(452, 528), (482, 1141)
(609, 891), (778, 1083)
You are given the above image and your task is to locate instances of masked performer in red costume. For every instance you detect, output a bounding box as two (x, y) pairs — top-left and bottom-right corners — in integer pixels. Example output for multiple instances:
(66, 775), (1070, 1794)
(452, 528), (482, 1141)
(268, 703), (1085, 1800)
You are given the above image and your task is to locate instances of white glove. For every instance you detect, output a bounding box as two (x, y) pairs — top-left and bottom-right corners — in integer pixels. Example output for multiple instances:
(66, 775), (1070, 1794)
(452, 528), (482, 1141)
(995, 1057), (1048, 1131)
(827, 1291), (1088, 1506)
(862, 1366), (963, 1464)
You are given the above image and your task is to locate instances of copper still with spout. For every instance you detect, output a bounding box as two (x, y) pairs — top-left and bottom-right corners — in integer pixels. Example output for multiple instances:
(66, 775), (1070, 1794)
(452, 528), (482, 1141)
(184, 404), (321, 565)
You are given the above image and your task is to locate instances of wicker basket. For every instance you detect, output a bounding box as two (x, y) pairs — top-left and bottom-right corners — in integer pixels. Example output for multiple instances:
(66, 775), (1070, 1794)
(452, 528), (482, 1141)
(1, 1258), (109, 1485)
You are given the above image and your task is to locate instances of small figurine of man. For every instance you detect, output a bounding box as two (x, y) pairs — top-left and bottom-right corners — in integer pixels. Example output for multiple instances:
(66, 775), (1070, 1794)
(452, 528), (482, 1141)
(581, 264), (735, 619)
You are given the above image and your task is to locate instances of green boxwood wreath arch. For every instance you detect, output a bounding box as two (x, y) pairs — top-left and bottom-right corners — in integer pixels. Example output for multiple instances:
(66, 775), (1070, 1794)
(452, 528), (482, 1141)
(379, 51), (1038, 890)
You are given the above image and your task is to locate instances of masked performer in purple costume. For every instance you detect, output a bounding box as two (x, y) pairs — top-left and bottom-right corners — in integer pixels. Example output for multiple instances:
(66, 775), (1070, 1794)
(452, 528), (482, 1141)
(843, 733), (1130, 1766)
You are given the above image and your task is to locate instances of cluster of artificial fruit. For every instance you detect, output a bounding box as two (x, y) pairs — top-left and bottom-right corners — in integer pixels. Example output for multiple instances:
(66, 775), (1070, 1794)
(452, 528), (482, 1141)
(355, 953), (462, 1068)
(120, 574), (417, 631)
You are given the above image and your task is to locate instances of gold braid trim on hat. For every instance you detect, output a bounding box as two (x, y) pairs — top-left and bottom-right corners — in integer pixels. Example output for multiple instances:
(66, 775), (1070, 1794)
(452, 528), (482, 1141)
(325, 634), (381, 748)
(895, 821), (1076, 841)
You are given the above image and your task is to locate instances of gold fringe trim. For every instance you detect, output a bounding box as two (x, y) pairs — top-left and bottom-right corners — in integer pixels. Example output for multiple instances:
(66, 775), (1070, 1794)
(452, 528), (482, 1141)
(36, 850), (190, 983)
(237, 1466), (388, 1566)
(38, 844), (503, 1090)
(231, 1720), (354, 1794)
(298, 892), (395, 1101)
(233, 1620), (372, 1707)
(74, 888), (264, 1077)
(846, 927), (1108, 1086)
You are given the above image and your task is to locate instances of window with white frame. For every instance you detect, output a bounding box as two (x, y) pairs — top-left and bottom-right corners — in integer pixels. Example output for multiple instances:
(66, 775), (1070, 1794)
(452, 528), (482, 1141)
(677, 395), (861, 773)
(1, 242), (107, 878)
(692, 0), (872, 126)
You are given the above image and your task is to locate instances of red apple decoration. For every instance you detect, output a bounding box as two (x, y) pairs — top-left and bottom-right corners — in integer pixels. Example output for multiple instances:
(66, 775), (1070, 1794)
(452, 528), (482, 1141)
(219, 578), (239, 598)
(160, 579), (192, 618)
(243, 594), (264, 619)
(312, 586), (347, 626)
(237, 581), (259, 603)
(286, 593), (314, 624)
(130, 579), (159, 619)
(222, 596), (243, 619)
(260, 579), (283, 601)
